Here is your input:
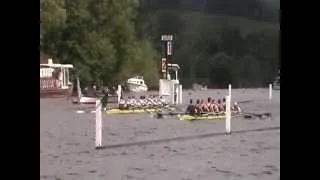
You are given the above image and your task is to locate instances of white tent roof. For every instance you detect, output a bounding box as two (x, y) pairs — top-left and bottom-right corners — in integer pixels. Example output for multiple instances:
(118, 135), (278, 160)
(40, 64), (74, 68)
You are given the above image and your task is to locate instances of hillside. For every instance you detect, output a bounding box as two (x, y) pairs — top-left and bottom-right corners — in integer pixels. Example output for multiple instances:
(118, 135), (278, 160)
(40, 0), (279, 88)
(139, 0), (280, 23)
(139, 10), (279, 37)
(138, 10), (279, 87)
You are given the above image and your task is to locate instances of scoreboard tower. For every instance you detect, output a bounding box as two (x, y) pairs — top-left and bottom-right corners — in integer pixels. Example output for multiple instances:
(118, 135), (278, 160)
(160, 34), (173, 80)
(159, 34), (182, 105)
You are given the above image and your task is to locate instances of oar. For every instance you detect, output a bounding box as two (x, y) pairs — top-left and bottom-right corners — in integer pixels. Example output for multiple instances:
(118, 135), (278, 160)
(241, 112), (271, 117)
(238, 100), (253, 104)
(239, 112), (272, 119)
(200, 112), (226, 116)
(156, 111), (226, 119)
(155, 111), (188, 118)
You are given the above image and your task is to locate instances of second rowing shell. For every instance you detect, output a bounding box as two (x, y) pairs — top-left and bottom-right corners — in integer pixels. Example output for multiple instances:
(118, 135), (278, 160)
(106, 108), (162, 114)
(180, 113), (242, 121)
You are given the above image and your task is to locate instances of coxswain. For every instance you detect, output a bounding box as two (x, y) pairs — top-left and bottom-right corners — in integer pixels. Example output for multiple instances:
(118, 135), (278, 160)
(231, 102), (241, 113)
(185, 99), (195, 115)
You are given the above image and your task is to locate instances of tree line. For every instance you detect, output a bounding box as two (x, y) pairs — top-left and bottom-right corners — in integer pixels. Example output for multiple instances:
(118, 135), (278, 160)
(40, 0), (279, 89)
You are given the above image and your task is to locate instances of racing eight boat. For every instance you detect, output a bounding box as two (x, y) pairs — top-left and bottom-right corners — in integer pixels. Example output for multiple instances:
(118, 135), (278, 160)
(179, 113), (226, 121)
(106, 108), (162, 114)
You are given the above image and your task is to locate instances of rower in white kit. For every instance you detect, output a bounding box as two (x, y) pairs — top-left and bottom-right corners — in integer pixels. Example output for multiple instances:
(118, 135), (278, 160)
(152, 95), (161, 108)
(128, 96), (136, 109)
(159, 96), (167, 107)
(146, 95), (154, 108)
(118, 98), (128, 110)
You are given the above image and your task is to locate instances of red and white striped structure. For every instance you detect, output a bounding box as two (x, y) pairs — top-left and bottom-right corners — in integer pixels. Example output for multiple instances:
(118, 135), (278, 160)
(40, 59), (74, 98)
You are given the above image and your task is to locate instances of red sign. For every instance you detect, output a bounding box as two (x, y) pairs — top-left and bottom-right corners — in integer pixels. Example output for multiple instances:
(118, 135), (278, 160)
(161, 58), (166, 73)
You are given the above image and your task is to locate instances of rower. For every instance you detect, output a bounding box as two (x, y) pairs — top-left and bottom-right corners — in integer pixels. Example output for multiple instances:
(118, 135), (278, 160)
(209, 99), (218, 113)
(138, 96), (145, 108)
(146, 96), (153, 108)
(155, 97), (162, 107)
(214, 99), (221, 113)
(131, 96), (139, 109)
(118, 98), (127, 110)
(199, 100), (205, 112)
(185, 99), (195, 115)
(194, 99), (203, 115)
(217, 99), (225, 112)
(151, 95), (157, 107)
(202, 98), (210, 112)
(206, 97), (212, 108)
(160, 96), (167, 107)
(222, 98), (226, 110)
(126, 98), (132, 109)
(231, 102), (241, 113)
(207, 98), (213, 112)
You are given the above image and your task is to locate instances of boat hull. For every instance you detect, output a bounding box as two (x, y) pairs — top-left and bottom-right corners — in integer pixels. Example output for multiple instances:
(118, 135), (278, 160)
(180, 113), (241, 121)
(72, 96), (98, 104)
(106, 108), (161, 114)
(40, 89), (70, 98)
(181, 114), (226, 121)
(127, 83), (148, 92)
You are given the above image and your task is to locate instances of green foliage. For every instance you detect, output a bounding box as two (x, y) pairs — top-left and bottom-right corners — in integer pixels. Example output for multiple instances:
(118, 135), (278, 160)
(208, 52), (234, 87)
(40, 0), (279, 88)
(40, 0), (67, 56)
(138, 9), (279, 88)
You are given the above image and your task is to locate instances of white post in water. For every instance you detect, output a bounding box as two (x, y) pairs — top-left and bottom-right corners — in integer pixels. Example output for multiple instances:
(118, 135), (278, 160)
(228, 84), (232, 98)
(269, 84), (272, 100)
(117, 85), (122, 104)
(95, 99), (102, 148)
(171, 82), (175, 104)
(179, 84), (183, 104)
(225, 95), (231, 134)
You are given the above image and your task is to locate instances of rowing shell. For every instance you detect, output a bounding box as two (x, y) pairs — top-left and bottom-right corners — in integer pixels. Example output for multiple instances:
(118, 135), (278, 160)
(106, 108), (161, 114)
(179, 112), (243, 121)
(181, 114), (226, 121)
(179, 112), (269, 121)
(180, 113), (232, 121)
